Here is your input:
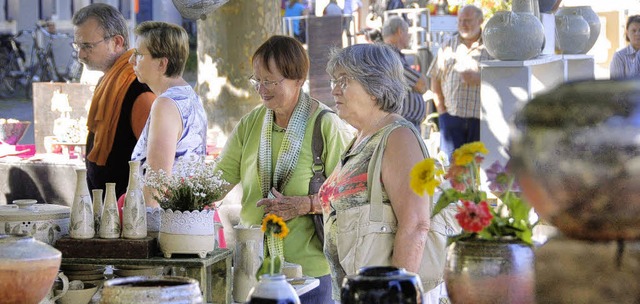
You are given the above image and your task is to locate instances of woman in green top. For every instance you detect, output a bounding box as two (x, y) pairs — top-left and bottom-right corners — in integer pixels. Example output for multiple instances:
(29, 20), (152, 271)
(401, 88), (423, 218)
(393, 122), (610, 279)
(214, 35), (352, 304)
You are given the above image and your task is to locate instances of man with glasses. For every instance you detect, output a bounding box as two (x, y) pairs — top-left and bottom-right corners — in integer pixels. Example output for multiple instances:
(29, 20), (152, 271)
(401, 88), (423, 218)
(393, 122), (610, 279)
(72, 3), (155, 198)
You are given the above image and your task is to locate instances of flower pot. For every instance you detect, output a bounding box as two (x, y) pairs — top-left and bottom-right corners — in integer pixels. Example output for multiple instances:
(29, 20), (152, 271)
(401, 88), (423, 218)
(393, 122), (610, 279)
(158, 209), (215, 258)
(510, 79), (640, 241)
(482, 11), (544, 61)
(0, 233), (62, 304)
(247, 274), (300, 304)
(341, 266), (424, 303)
(445, 238), (534, 304)
(556, 6), (600, 54)
(100, 276), (203, 303)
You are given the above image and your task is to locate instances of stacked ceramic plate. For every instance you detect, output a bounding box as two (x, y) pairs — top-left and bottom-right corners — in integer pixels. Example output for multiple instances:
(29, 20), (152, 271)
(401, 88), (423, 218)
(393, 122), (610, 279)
(60, 264), (107, 287)
(112, 265), (165, 277)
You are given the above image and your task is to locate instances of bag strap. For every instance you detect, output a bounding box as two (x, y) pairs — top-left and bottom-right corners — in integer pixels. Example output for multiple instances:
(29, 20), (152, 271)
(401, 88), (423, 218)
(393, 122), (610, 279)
(367, 122), (429, 222)
(309, 109), (332, 193)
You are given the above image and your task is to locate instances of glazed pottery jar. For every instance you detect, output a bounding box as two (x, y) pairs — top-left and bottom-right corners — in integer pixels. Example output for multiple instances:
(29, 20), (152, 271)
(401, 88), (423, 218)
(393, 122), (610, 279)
(510, 79), (640, 241)
(247, 274), (301, 304)
(555, 6), (600, 53)
(99, 183), (121, 238)
(0, 233), (62, 304)
(0, 199), (70, 245)
(445, 239), (534, 304)
(158, 209), (216, 258)
(555, 14), (590, 54)
(100, 276), (203, 303)
(482, 11), (544, 61)
(341, 266), (424, 304)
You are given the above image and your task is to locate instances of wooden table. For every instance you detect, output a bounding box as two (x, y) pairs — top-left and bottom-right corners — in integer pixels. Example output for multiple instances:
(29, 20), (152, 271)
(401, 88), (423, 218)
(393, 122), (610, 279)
(62, 248), (233, 304)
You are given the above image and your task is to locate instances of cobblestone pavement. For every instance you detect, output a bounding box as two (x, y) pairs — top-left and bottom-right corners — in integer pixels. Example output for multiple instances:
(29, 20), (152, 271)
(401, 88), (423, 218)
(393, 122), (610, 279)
(0, 97), (35, 144)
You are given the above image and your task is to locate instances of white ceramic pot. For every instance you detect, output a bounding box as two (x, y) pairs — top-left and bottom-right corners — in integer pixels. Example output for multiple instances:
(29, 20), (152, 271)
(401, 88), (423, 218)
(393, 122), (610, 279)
(556, 6), (601, 54)
(247, 274), (301, 304)
(158, 209), (215, 258)
(555, 14), (590, 55)
(483, 11), (544, 61)
(101, 276), (203, 303)
(0, 200), (70, 245)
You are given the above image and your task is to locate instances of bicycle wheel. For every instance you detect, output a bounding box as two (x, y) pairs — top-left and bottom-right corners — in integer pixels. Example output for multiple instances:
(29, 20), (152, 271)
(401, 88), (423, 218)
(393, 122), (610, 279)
(0, 53), (20, 98)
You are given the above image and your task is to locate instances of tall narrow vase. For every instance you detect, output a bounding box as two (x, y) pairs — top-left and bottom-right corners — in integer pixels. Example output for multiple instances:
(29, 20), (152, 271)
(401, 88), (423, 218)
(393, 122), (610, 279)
(445, 239), (534, 304)
(69, 168), (95, 239)
(91, 189), (103, 233)
(232, 225), (264, 303)
(122, 161), (147, 239)
(99, 183), (121, 239)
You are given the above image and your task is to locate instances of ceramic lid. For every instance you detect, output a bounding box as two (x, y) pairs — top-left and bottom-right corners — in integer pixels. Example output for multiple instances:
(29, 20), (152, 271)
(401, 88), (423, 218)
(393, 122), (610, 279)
(0, 200), (70, 221)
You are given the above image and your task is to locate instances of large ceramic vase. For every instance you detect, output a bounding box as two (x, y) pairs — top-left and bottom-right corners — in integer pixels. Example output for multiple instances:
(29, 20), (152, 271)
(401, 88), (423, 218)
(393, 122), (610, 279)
(247, 274), (300, 304)
(158, 209), (216, 258)
(555, 14), (590, 54)
(122, 161), (147, 239)
(100, 276), (203, 303)
(69, 168), (95, 239)
(482, 11), (544, 61)
(341, 266), (424, 303)
(510, 79), (640, 241)
(0, 234), (62, 304)
(445, 239), (534, 304)
(233, 225), (264, 303)
(556, 6), (600, 54)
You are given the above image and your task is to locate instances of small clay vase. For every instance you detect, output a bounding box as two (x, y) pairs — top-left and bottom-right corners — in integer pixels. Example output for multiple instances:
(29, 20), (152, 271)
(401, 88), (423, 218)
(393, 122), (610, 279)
(99, 183), (121, 239)
(341, 266), (424, 304)
(91, 189), (103, 233)
(247, 274), (301, 304)
(122, 161), (147, 239)
(69, 169), (94, 239)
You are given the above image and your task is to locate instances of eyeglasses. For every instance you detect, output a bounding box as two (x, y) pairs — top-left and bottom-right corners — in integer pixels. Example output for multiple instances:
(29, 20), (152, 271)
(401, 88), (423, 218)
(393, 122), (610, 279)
(249, 76), (285, 91)
(329, 75), (356, 91)
(72, 36), (113, 52)
(132, 49), (151, 59)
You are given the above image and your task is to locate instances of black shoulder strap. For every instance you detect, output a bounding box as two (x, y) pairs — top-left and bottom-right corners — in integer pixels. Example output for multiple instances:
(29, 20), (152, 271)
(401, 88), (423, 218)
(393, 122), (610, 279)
(309, 109), (332, 194)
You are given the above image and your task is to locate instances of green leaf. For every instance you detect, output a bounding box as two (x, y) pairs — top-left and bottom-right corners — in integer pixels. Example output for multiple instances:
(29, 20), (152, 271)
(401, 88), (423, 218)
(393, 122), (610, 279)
(432, 189), (463, 217)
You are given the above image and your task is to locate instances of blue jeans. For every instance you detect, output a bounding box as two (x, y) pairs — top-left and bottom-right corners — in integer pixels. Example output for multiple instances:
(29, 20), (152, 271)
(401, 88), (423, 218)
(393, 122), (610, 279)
(439, 113), (480, 162)
(299, 274), (334, 304)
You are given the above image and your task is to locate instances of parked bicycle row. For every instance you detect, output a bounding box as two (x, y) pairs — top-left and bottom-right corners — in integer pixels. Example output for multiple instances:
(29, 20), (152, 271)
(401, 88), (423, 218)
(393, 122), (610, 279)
(0, 23), (83, 99)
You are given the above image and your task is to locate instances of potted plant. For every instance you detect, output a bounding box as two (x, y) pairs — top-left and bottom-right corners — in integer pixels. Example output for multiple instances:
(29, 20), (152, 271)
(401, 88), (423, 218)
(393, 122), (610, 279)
(410, 142), (537, 304)
(143, 155), (228, 258)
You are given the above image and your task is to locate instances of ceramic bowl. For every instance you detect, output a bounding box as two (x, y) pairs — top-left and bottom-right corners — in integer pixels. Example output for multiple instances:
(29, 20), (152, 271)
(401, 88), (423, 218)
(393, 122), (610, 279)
(54, 282), (98, 304)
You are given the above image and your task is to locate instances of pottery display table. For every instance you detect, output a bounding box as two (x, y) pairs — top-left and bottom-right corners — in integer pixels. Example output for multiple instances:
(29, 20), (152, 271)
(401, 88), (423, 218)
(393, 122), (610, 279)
(62, 248), (233, 304)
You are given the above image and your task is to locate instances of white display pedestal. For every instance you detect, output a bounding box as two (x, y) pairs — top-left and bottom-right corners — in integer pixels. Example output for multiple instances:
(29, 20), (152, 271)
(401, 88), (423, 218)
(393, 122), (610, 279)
(479, 54), (594, 178)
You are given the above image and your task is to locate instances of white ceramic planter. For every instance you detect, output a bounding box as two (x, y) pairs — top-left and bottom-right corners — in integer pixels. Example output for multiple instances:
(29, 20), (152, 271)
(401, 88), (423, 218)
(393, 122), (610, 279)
(158, 209), (215, 258)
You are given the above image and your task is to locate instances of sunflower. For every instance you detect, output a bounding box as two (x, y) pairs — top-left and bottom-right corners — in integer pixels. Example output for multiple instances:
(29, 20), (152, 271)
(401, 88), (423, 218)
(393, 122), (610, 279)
(261, 214), (289, 239)
(453, 142), (488, 166)
(410, 158), (443, 196)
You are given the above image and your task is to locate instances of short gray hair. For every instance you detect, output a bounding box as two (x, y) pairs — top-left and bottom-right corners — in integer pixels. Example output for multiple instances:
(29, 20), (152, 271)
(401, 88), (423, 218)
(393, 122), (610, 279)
(72, 3), (129, 49)
(382, 16), (408, 38)
(326, 43), (406, 113)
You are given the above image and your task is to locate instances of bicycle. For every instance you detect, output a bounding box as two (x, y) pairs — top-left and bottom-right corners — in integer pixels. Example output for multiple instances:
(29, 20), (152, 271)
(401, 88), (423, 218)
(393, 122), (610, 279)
(0, 30), (30, 98)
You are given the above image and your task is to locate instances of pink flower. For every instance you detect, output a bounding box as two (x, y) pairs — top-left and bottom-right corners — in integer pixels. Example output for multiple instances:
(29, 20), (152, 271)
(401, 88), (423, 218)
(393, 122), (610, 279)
(486, 160), (520, 193)
(455, 200), (493, 233)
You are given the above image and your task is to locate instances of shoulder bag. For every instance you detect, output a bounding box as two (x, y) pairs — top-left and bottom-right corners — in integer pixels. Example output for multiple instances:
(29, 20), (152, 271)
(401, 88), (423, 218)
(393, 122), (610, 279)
(308, 109), (332, 244)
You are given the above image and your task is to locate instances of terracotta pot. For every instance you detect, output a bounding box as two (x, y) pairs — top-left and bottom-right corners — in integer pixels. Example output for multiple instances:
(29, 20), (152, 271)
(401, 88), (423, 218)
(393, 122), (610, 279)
(0, 199), (70, 245)
(482, 11), (544, 61)
(556, 6), (600, 53)
(445, 239), (534, 304)
(0, 234), (62, 304)
(510, 79), (640, 241)
(247, 274), (300, 304)
(158, 209), (216, 258)
(341, 266), (424, 303)
(100, 276), (203, 303)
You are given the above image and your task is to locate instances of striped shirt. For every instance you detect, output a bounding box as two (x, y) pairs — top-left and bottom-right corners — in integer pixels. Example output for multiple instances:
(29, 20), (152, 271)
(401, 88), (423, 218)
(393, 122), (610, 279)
(395, 48), (426, 129)
(610, 45), (640, 80)
(429, 33), (491, 118)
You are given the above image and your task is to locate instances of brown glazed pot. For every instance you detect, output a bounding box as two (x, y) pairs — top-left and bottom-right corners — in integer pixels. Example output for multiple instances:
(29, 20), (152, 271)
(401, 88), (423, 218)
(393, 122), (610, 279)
(510, 79), (640, 241)
(0, 233), (62, 304)
(445, 239), (534, 304)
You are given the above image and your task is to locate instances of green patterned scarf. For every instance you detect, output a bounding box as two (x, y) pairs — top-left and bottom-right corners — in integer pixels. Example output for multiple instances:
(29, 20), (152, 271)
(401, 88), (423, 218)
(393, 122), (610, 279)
(258, 90), (312, 198)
